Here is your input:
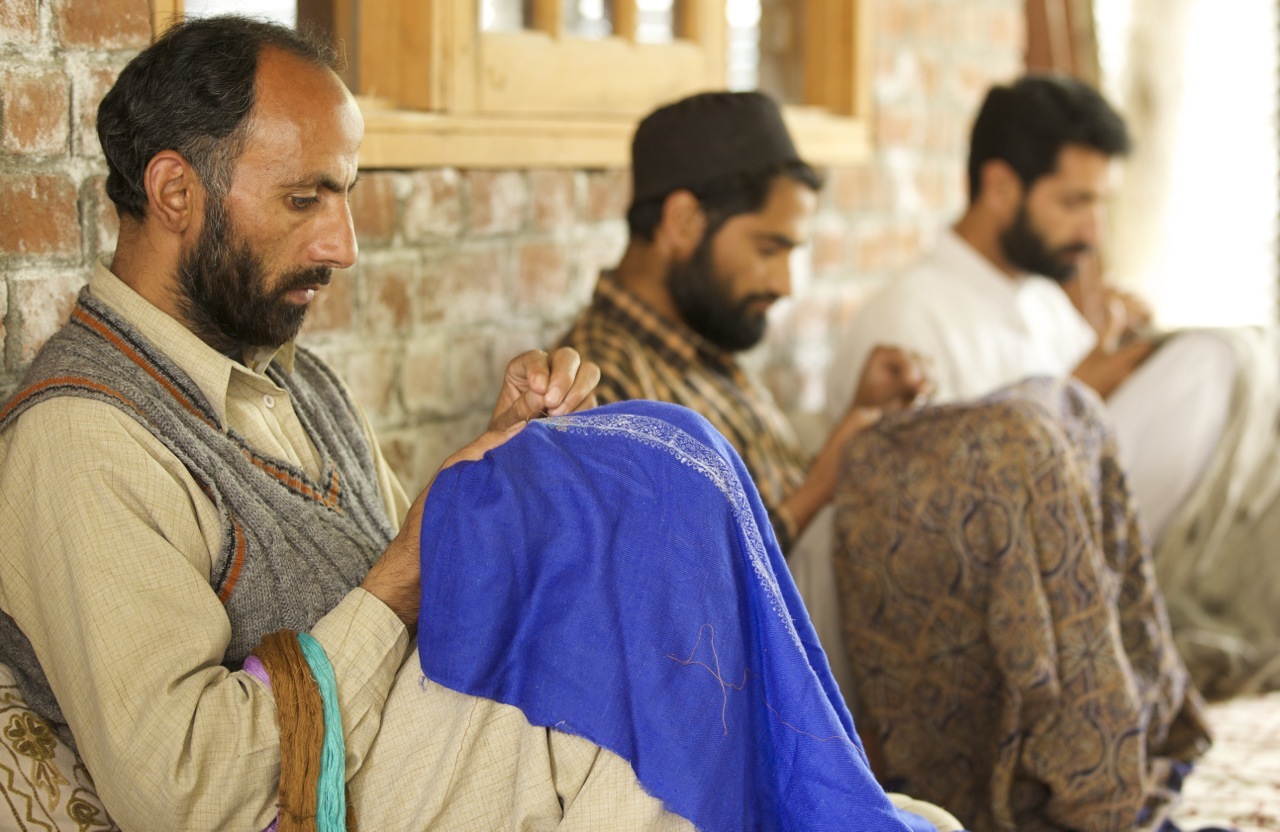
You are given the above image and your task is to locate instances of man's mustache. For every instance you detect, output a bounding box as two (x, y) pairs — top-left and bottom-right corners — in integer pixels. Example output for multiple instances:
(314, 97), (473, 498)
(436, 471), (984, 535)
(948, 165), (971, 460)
(738, 293), (781, 309)
(275, 267), (333, 294)
(1055, 243), (1091, 259)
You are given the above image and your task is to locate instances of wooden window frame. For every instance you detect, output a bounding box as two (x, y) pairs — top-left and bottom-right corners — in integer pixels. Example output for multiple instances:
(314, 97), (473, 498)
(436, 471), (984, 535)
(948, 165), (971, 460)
(151, 0), (871, 168)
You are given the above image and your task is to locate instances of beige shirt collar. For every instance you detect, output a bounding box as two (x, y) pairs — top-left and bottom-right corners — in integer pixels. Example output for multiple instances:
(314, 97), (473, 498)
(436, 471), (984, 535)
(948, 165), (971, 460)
(89, 256), (296, 428)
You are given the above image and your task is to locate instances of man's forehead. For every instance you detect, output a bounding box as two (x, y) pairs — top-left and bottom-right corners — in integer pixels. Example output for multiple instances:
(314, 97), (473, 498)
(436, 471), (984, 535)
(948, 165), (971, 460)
(718, 178), (817, 244)
(232, 48), (363, 180)
(1051, 144), (1117, 182)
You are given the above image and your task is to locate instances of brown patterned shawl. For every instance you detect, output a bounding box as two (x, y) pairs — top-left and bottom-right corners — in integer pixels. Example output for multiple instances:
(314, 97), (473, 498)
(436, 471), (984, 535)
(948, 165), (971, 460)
(834, 378), (1210, 832)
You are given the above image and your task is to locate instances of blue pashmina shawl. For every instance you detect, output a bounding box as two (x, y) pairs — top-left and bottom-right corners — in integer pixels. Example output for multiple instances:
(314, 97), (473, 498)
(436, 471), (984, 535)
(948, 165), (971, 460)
(418, 400), (927, 831)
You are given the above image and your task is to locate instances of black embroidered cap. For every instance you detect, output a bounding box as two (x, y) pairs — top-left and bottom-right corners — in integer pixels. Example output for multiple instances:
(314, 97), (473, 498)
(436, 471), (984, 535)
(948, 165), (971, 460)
(631, 91), (803, 202)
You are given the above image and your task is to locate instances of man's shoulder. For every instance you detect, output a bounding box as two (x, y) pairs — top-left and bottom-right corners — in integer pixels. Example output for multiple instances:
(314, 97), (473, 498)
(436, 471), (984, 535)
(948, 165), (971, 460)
(559, 304), (651, 365)
(1, 393), (173, 474)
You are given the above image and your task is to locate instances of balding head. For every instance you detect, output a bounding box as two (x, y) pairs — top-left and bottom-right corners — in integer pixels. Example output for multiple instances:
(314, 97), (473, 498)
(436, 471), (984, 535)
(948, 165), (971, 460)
(97, 15), (340, 222)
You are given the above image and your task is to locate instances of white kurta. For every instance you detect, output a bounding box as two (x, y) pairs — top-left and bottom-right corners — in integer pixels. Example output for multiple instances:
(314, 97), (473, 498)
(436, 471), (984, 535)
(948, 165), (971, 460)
(828, 229), (1232, 545)
(827, 229), (1097, 414)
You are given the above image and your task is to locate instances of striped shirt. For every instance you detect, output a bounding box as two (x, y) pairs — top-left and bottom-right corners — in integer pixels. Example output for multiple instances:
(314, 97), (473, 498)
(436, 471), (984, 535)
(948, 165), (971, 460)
(559, 273), (809, 550)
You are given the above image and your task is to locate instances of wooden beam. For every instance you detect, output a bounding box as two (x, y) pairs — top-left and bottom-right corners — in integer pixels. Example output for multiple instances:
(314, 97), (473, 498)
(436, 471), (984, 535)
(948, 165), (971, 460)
(357, 0), (440, 110)
(679, 0), (726, 87)
(614, 0), (638, 42)
(150, 0), (182, 38)
(357, 98), (872, 168)
(803, 0), (870, 119)
(532, 0), (565, 38)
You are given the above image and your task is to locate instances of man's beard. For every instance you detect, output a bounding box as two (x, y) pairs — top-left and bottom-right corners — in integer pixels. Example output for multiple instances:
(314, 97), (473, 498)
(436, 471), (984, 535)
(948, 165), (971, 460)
(176, 198), (331, 353)
(667, 233), (777, 352)
(999, 203), (1089, 284)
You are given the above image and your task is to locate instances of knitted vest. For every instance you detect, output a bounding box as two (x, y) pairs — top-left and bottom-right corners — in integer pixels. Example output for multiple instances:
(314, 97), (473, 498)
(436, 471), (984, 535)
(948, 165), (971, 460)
(0, 290), (396, 735)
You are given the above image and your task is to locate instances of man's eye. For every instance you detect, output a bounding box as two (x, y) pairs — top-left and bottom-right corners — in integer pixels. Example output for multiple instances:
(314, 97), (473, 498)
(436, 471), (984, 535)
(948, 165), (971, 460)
(290, 195), (319, 209)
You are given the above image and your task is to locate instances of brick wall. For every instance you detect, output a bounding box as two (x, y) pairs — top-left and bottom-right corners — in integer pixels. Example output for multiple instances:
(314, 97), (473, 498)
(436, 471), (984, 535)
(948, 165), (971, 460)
(0, 0), (1024, 494)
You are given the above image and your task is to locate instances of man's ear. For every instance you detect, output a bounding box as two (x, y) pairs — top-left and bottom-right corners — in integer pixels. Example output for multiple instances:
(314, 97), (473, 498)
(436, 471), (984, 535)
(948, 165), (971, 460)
(656, 190), (707, 259)
(979, 159), (1024, 222)
(143, 150), (202, 234)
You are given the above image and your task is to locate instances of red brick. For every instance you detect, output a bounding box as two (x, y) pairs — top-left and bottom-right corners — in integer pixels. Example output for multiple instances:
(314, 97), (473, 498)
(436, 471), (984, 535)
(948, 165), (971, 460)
(922, 110), (968, 156)
(419, 247), (508, 326)
(574, 230), (625, 289)
(0, 0), (38, 45)
(916, 164), (963, 213)
(954, 3), (984, 47)
(1, 69), (70, 157)
(888, 224), (923, 271)
(0, 175), (81, 257)
(956, 59), (999, 108)
(876, 0), (912, 39)
(373, 429), (420, 494)
(875, 106), (923, 149)
(916, 54), (942, 97)
(854, 225), (894, 274)
(583, 169), (628, 223)
(361, 256), (415, 332)
(831, 164), (887, 214)
(84, 176), (119, 257)
(988, 5), (1025, 53)
(403, 170), (462, 241)
(874, 50), (898, 90)
(342, 344), (397, 417)
(912, 3), (940, 41)
(57, 0), (151, 50)
(528, 170), (577, 231)
(446, 332), (496, 411)
(13, 273), (84, 362)
(465, 171), (526, 235)
(489, 328), (544, 389)
(401, 333), (447, 415)
(811, 226), (847, 276)
(515, 241), (570, 315)
(828, 280), (882, 330)
(349, 172), (400, 248)
(75, 64), (123, 159)
(299, 266), (354, 335)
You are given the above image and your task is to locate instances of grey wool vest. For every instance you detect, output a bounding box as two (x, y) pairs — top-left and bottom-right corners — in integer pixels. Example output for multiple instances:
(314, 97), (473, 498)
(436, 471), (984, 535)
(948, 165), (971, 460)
(0, 290), (396, 739)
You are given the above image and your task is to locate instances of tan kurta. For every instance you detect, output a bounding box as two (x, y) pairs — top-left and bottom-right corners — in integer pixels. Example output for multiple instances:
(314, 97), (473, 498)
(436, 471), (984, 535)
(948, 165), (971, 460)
(0, 260), (688, 831)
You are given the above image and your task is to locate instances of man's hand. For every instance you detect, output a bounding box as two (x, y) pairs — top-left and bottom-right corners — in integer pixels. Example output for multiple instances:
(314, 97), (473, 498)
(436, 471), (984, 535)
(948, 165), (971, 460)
(1063, 252), (1152, 348)
(359, 421), (528, 630)
(490, 347), (601, 430)
(853, 345), (933, 411)
(1072, 339), (1154, 399)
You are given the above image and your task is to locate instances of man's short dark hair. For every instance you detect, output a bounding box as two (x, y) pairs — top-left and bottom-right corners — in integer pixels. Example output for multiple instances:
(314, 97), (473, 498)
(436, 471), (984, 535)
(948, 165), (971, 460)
(626, 161), (824, 242)
(97, 15), (339, 221)
(967, 74), (1131, 202)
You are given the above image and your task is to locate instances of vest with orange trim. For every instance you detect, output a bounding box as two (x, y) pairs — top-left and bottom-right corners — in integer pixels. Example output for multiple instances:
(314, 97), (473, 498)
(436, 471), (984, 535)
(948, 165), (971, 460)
(0, 290), (396, 737)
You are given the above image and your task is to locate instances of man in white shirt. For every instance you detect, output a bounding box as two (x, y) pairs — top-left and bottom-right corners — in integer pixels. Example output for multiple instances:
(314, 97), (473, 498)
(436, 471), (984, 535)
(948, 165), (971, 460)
(830, 75), (1235, 545)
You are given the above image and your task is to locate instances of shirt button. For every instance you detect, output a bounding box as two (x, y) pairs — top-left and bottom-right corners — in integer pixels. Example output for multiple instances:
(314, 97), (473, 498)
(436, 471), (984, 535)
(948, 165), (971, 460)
(263, 394), (276, 409)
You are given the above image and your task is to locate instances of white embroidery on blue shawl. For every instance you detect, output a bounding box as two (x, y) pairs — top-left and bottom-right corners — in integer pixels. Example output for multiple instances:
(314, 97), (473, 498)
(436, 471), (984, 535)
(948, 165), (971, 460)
(543, 412), (802, 649)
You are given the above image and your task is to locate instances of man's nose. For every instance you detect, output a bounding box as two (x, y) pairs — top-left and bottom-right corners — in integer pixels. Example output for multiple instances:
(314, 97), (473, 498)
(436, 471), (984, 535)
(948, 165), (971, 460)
(311, 202), (358, 270)
(1080, 207), (1102, 247)
(767, 256), (794, 298)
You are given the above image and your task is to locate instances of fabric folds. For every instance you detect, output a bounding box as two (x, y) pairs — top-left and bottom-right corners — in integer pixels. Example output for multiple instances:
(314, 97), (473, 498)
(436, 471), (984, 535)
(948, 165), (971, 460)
(417, 400), (920, 832)
(834, 377), (1210, 832)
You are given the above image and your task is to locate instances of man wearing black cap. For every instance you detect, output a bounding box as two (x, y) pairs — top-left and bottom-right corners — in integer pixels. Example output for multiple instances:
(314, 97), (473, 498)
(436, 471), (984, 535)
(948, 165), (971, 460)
(560, 91), (930, 553)
(559, 91), (1213, 831)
